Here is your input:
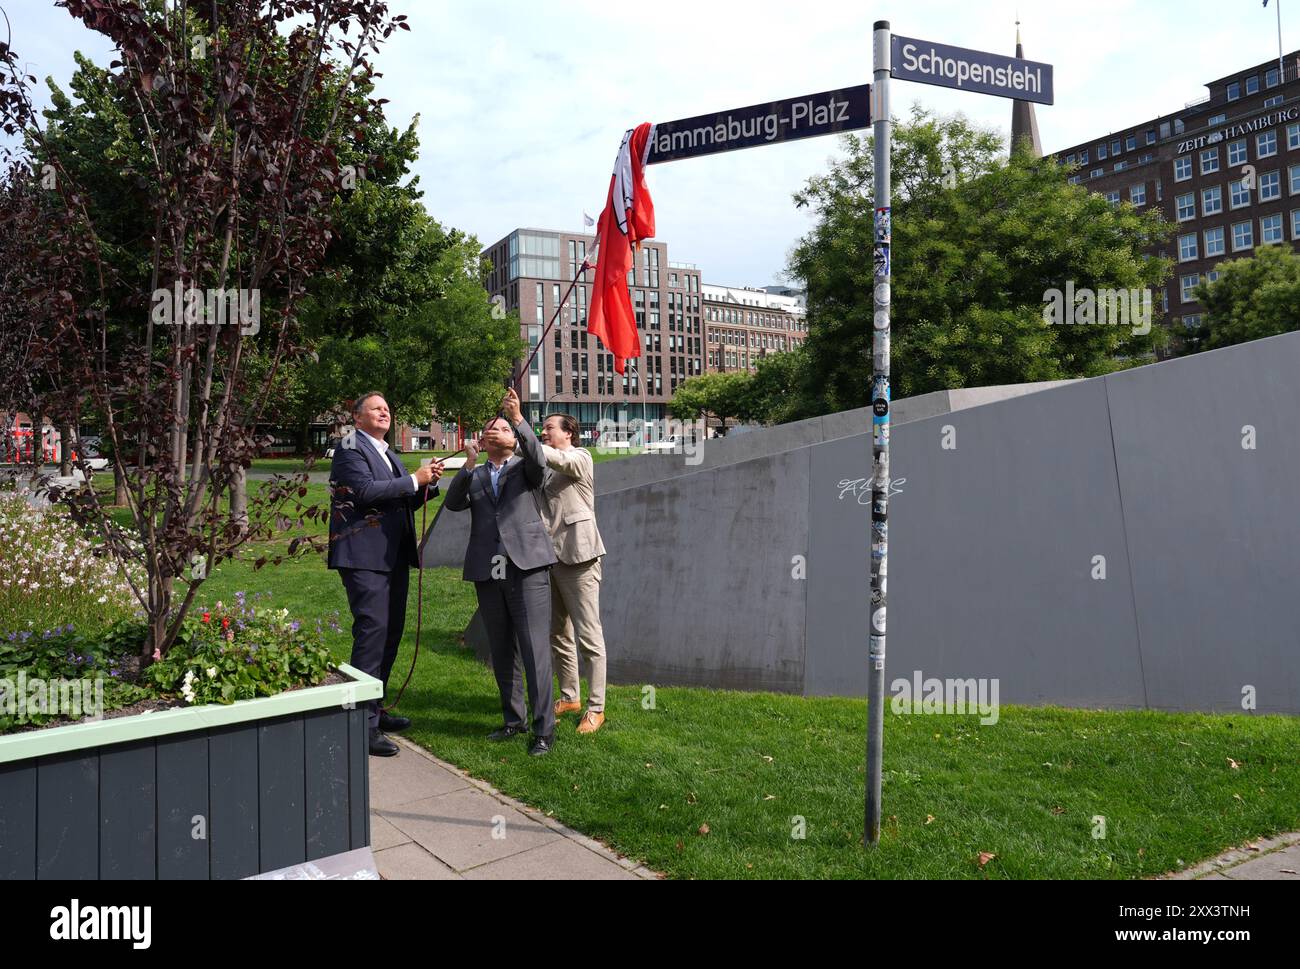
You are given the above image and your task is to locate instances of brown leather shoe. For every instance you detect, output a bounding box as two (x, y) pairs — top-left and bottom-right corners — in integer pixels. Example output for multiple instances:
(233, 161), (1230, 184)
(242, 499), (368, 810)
(576, 710), (605, 734)
(554, 699), (582, 716)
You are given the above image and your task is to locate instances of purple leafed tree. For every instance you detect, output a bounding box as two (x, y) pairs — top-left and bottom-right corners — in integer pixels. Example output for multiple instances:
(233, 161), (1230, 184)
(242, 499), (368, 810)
(0, 0), (408, 660)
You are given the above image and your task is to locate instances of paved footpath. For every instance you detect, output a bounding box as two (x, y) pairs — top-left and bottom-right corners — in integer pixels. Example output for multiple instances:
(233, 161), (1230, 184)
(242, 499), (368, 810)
(1165, 831), (1300, 880)
(369, 736), (661, 880)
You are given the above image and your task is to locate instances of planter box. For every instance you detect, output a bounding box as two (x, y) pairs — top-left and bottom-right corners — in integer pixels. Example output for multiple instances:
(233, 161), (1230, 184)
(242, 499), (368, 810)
(0, 664), (381, 880)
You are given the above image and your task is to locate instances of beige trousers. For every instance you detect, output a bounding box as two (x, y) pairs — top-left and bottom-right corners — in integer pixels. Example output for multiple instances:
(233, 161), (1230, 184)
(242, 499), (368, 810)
(550, 557), (607, 712)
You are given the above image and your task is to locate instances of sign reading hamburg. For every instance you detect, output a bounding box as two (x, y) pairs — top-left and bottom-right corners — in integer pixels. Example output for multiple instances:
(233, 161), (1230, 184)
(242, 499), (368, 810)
(646, 85), (872, 164)
(890, 34), (1054, 105)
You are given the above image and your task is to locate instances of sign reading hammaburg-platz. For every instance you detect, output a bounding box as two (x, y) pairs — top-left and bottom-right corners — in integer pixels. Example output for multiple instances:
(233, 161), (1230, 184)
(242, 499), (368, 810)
(890, 34), (1054, 105)
(646, 84), (872, 164)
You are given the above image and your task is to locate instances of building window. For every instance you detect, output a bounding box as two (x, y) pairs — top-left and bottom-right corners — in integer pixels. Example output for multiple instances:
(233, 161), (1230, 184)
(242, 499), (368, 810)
(1068, 175), (1080, 185)
(1230, 178), (1251, 208)
(1146, 129), (1156, 145)
(1207, 269), (1221, 285)
(1156, 179), (1163, 201)
(1176, 192), (1196, 220)
(1097, 142), (1108, 160)
(1289, 123), (1300, 150)
(1180, 273), (1200, 303)
(1232, 220), (1254, 251)
(1228, 138), (1248, 166)
(1258, 130), (1278, 158)
(1111, 139), (1121, 156)
(1262, 212), (1284, 244)
(1292, 209), (1300, 239)
(1204, 225), (1226, 257)
(1266, 67), (1280, 88)
(1125, 134), (1137, 152)
(1178, 232), (1199, 262)
(1130, 183), (1146, 206)
(1227, 81), (1241, 101)
(1079, 148), (1089, 164)
(1200, 147), (1219, 174)
(1105, 190), (1121, 205)
(1260, 170), (1281, 201)
(1264, 94), (1284, 108)
(1174, 157), (1192, 181)
(1139, 153), (1153, 164)
(1201, 185), (1222, 215)
(1091, 168), (1104, 178)
(1246, 75), (1260, 95)
(1160, 121), (1171, 139)
(1209, 113), (1226, 126)
(1175, 118), (1185, 134)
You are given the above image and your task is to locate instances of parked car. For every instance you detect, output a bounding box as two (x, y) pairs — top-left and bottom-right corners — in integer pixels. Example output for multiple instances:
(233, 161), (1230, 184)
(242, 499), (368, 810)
(643, 435), (682, 453)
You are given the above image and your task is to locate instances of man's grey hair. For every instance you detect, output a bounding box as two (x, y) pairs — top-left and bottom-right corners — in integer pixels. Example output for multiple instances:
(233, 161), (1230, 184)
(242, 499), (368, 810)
(352, 391), (386, 417)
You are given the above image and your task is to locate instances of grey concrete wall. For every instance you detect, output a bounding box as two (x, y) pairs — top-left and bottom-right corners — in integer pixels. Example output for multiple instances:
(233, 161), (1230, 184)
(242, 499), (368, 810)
(453, 341), (1300, 714)
(420, 379), (1075, 570)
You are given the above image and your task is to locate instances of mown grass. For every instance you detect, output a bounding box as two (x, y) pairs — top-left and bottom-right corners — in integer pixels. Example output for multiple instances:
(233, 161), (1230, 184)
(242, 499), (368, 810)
(194, 546), (1300, 880)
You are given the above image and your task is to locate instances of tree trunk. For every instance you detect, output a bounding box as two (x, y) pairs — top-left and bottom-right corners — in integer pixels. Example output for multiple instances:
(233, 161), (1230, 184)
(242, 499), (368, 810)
(59, 423), (72, 476)
(230, 465), (249, 539)
(113, 460), (128, 507)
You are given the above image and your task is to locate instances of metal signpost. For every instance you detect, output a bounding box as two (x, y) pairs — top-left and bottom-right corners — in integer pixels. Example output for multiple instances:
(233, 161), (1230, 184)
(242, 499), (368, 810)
(863, 22), (1052, 846)
(632, 23), (1051, 847)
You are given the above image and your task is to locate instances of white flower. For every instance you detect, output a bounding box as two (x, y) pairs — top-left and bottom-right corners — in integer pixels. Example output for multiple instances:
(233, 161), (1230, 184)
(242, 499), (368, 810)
(206, 667), (217, 679)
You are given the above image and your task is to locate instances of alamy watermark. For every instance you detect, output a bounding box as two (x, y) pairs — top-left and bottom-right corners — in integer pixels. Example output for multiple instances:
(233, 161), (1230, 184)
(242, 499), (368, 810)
(150, 282), (261, 335)
(890, 670), (1000, 725)
(0, 673), (105, 721)
(1042, 282), (1152, 335)
(593, 417), (705, 465)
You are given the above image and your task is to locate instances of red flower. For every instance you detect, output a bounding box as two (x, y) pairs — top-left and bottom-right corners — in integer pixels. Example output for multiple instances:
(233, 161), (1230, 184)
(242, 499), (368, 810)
(202, 612), (211, 623)
(222, 616), (230, 629)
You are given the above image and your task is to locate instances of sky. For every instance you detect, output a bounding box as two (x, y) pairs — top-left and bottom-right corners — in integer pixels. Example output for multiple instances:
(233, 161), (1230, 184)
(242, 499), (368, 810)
(6, 0), (1297, 287)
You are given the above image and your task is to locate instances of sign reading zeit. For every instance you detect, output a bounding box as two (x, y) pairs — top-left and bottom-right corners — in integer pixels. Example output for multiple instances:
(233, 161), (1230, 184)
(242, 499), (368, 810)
(890, 34), (1053, 105)
(647, 84), (872, 164)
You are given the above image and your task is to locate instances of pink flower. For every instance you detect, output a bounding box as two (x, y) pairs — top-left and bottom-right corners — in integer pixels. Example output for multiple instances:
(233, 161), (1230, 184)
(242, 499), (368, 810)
(152, 647), (161, 661)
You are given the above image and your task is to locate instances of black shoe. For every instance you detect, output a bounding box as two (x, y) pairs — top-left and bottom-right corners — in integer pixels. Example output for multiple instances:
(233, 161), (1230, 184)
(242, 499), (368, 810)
(487, 724), (528, 742)
(528, 734), (553, 757)
(368, 728), (399, 757)
(379, 712), (411, 732)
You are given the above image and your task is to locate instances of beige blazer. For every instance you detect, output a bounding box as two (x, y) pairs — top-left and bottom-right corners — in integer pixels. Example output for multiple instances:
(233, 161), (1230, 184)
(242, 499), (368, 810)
(541, 444), (606, 565)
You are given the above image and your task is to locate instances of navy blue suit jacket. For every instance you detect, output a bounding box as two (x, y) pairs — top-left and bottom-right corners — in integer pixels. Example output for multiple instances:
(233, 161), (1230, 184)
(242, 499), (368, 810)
(327, 433), (438, 572)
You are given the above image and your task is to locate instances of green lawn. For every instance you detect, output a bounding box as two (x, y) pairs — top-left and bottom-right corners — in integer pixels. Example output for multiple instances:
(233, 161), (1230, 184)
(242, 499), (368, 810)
(193, 546), (1300, 880)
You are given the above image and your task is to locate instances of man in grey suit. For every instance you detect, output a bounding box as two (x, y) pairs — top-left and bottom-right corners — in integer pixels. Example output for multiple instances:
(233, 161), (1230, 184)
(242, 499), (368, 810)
(443, 389), (558, 755)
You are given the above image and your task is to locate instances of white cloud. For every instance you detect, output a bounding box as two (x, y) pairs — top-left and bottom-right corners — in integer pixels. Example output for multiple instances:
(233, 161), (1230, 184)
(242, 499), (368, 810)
(10, 0), (1299, 285)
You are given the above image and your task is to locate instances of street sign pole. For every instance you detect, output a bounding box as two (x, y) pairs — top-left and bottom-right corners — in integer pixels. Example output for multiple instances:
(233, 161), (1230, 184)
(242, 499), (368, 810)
(865, 19), (891, 847)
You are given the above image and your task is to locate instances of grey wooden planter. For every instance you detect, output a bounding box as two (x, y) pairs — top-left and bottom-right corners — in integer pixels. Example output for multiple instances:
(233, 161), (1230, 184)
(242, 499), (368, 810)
(0, 664), (380, 879)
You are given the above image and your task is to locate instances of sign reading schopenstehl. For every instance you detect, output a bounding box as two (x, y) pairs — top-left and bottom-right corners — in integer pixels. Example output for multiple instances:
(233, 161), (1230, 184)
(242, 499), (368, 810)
(890, 34), (1054, 105)
(646, 84), (872, 164)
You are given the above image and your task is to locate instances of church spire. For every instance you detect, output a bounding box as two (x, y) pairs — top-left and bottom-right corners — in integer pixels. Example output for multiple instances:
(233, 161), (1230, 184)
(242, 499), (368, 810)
(1010, 18), (1042, 157)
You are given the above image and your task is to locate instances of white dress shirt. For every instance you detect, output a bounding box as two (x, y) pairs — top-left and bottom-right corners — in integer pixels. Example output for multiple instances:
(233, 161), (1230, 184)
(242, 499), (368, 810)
(358, 428), (420, 493)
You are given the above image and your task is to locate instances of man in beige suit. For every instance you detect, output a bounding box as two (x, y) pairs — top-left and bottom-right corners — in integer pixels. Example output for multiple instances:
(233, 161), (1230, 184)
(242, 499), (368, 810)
(539, 412), (608, 734)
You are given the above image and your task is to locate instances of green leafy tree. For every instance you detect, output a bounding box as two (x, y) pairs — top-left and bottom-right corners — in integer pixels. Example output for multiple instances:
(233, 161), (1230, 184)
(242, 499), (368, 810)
(668, 370), (753, 436)
(1192, 244), (1300, 351)
(786, 105), (1172, 419)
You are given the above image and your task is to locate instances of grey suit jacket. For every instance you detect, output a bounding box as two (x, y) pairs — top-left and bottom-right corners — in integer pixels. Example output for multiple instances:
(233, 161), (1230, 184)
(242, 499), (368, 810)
(443, 418), (558, 581)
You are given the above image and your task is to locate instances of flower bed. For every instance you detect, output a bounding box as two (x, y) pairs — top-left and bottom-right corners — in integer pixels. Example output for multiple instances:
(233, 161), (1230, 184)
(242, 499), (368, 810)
(2, 592), (335, 735)
(0, 491), (141, 637)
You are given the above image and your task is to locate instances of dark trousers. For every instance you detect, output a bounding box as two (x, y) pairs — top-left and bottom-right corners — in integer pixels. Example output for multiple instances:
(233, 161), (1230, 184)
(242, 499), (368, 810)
(339, 566), (409, 730)
(474, 562), (555, 738)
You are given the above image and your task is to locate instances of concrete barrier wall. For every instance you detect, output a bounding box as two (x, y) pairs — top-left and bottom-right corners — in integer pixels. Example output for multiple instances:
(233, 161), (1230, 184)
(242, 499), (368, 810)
(450, 338), (1300, 713)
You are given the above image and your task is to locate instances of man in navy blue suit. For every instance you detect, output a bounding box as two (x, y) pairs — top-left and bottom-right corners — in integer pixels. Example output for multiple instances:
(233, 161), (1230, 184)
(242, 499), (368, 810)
(328, 392), (443, 756)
